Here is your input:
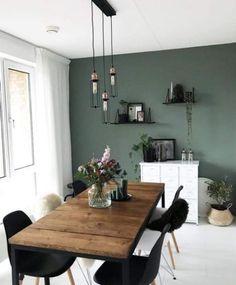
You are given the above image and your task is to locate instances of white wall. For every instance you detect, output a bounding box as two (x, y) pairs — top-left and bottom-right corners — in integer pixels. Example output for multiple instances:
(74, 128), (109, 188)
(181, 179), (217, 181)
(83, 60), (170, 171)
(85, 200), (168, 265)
(0, 30), (35, 64)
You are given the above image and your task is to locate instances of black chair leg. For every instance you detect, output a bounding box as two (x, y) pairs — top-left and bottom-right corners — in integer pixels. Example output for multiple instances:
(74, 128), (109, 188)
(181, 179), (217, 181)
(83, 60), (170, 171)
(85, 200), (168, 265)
(19, 273), (24, 281)
(44, 277), (50, 285)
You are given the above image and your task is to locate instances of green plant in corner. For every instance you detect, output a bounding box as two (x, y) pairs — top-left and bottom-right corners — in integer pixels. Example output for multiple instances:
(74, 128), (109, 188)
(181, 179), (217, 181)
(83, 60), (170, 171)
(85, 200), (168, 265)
(205, 177), (234, 226)
(206, 177), (232, 210)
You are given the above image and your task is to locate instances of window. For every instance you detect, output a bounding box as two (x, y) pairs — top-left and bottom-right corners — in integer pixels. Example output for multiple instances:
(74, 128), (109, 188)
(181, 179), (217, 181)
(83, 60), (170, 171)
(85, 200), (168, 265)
(0, 82), (6, 178)
(3, 60), (35, 174)
(0, 60), (36, 221)
(7, 68), (34, 170)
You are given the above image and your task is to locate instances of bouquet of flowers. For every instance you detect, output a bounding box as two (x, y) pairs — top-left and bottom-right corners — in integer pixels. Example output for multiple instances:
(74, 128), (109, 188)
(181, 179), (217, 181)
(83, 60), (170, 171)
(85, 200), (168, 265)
(77, 145), (126, 187)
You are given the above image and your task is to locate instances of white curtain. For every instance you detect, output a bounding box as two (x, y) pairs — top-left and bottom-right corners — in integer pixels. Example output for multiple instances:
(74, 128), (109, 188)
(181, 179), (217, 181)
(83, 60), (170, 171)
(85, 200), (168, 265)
(35, 48), (72, 196)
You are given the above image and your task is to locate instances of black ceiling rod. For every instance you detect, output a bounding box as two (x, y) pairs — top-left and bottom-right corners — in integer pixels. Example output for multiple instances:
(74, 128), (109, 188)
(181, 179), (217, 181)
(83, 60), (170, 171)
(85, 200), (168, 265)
(92, 0), (116, 16)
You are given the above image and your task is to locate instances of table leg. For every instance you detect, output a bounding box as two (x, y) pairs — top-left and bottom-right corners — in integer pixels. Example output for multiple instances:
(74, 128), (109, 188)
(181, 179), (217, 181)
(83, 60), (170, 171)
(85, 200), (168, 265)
(11, 246), (19, 285)
(122, 259), (130, 285)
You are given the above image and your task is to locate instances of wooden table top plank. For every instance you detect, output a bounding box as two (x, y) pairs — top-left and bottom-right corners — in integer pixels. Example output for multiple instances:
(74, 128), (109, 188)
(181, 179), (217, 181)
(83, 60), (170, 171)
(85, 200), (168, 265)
(9, 182), (164, 259)
(9, 228), (132, 258)
(30, 211), (143, 239)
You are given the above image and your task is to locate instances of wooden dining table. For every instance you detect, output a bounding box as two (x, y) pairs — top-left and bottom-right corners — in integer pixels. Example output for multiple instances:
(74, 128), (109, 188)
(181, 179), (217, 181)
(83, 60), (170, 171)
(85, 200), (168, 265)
(9, 181), (164, 285)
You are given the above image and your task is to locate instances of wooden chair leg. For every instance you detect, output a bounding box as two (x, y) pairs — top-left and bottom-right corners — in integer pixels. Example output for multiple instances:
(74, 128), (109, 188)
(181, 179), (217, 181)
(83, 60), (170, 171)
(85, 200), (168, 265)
(167, 241), (176, 269)
(171, 231), (179, 253)
(35, 277), (40, 285)
(19, 274), (24, 285)
(67, 268), (76, 285)
(137, 249), (142, 256)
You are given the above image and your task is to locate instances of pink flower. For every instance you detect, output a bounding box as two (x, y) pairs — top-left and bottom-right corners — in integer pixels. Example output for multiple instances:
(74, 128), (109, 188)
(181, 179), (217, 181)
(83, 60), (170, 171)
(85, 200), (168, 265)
(101, 145), (111, 163)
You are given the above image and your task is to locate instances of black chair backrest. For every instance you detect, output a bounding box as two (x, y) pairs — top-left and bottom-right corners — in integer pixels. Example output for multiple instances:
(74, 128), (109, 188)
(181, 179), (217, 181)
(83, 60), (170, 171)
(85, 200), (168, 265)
(171, 185), (184, 204)
(147, 198), (189, 232)
(72, 180), (87, 196)
(3, 210), (32, 263)
(139, 223), (171, 285)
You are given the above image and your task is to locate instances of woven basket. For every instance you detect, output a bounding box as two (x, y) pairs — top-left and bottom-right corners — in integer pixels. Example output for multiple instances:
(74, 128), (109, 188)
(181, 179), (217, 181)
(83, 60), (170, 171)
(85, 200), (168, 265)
(208, 207), (234, 226)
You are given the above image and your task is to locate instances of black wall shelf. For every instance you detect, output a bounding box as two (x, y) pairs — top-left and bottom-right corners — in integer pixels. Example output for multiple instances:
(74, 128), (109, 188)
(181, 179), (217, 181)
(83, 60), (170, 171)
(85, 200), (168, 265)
(111, 121), (156, 125)
(163, 101), (196, 105)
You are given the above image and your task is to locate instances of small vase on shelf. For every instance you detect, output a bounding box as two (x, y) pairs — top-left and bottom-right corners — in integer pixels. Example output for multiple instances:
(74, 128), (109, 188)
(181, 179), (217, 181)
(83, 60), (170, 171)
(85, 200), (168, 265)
(88, 183), (111, 208)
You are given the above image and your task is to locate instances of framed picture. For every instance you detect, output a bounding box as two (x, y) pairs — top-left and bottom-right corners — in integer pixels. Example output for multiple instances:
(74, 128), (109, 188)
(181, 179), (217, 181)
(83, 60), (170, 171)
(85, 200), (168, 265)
(127, 103), (143, 122)
(152, 139), (176, 161)
(137, 111), (145, 122)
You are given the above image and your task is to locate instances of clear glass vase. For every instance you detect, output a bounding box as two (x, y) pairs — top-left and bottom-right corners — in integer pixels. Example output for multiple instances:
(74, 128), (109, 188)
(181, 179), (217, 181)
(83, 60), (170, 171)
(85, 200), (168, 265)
(88, 183), (111, 208)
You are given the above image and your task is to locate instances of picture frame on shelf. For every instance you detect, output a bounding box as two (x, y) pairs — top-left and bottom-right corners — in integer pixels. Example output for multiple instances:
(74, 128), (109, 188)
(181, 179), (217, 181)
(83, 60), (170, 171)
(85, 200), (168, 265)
(137, 111), (145, 122)
(152, 139), (176, 161)
(127, 103), (143, 122)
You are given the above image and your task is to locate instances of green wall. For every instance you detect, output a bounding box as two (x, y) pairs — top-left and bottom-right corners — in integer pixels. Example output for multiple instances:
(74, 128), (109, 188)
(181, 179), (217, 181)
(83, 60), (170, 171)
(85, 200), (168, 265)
(69, 43), (236, 212)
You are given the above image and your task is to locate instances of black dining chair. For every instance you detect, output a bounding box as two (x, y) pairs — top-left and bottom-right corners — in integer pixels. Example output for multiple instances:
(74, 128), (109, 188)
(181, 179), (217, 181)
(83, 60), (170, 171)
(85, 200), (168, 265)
(149, 185), (184, 256)
(136, 197), (189, 277)
(64, 179), (87, 201)
(3, 210), (76, 285)
(93, 223), (171, 285)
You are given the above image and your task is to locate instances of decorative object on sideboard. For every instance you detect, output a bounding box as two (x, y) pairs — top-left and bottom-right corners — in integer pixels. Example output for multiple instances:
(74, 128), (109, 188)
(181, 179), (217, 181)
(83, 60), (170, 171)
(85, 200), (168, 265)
(181, 148), (194, 161)
(181, 148), (187, 161)
(152, 139), (176, 161)
(205, 177), (234, 226)
(132, 134), (154, 162)
(129, 134), (155, 176)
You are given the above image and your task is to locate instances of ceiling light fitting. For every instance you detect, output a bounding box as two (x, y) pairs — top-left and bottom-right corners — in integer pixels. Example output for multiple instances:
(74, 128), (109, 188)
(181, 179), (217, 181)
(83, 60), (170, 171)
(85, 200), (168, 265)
(89, 0), (117, 124)
(46, 25), (60, 34)
(90, 1), (100, 108)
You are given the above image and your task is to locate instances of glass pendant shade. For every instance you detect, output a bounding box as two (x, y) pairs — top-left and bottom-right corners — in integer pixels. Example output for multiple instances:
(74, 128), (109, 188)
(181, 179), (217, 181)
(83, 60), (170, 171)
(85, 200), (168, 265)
(90, 71), (100, 108)
(102, 91), (110, 124)
(109, 16), (118, 97)
(109, 66), (118, 97)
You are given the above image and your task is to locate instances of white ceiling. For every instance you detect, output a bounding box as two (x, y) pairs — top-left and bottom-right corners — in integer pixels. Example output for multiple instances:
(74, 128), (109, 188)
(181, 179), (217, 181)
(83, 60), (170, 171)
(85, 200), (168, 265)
(0, 0), (236, 59)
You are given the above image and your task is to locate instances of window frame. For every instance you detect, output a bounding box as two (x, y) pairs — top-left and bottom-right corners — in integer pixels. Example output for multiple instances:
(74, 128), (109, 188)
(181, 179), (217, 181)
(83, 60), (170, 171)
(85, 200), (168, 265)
(1, 59), (36, 178)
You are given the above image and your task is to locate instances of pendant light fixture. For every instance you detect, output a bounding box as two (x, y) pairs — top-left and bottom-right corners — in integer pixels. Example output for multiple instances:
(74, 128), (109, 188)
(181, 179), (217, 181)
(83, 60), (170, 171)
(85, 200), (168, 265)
(101, 12), (110, 124)
(89, 0), (116, 119)
(90, 1), (100, 108)
(109, 16), (118, 97)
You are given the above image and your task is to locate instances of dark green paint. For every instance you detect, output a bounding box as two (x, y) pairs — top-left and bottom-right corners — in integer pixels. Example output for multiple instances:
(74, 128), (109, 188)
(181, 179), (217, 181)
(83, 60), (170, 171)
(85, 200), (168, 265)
(69, 43), (236, 212)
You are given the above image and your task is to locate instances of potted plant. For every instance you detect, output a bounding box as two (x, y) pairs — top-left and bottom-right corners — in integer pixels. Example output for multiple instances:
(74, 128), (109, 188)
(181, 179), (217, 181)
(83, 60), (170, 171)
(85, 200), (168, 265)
(206, 177), (234, 226)
(118, 100), (128, 123)
(131, 134), (154, 162)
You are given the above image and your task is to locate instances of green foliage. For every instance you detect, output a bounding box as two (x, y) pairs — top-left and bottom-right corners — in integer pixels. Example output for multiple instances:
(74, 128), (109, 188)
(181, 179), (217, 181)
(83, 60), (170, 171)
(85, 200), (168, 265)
(129, 133), (153, 179)
(206, 177), (232, 206)
(132, 133), (153, 152)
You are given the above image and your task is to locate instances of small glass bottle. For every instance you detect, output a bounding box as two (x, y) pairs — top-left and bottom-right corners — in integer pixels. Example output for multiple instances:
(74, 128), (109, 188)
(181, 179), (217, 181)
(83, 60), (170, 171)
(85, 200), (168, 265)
(188, 149), (194, 161)
(181, 148), (187, 161)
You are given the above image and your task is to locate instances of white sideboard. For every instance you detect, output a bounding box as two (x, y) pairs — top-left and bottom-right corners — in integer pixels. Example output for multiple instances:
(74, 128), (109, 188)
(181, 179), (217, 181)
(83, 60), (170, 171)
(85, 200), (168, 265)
(140, 160), (199, 223)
